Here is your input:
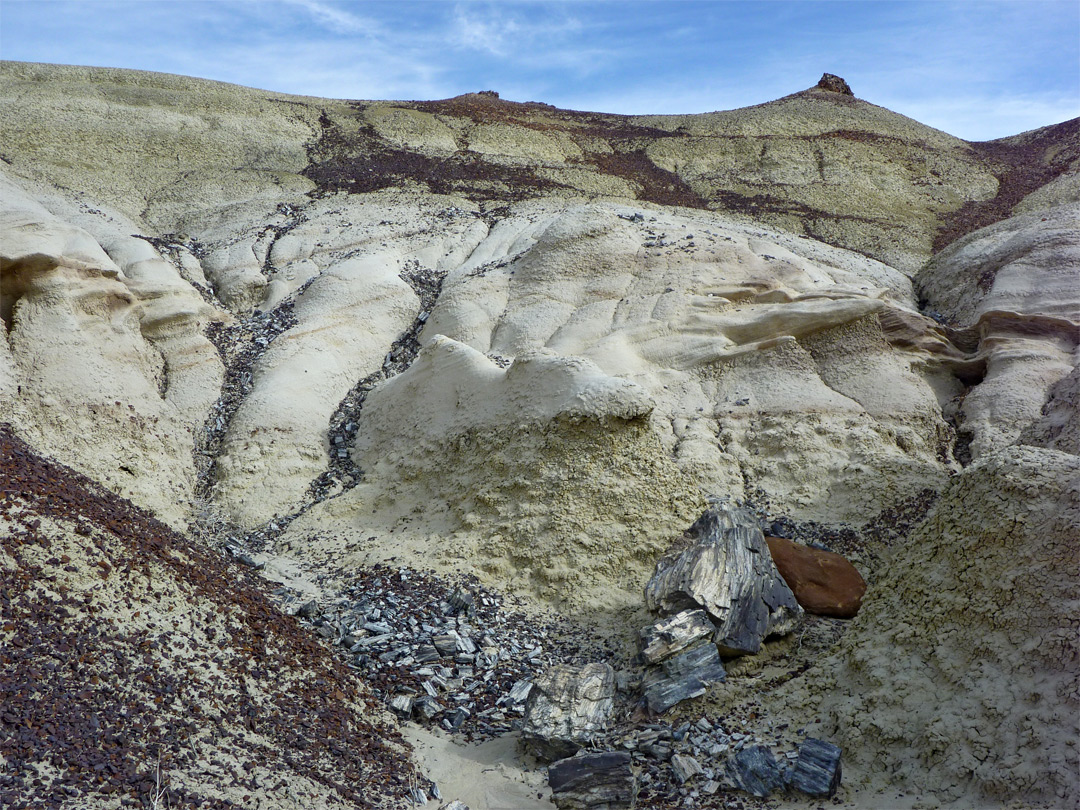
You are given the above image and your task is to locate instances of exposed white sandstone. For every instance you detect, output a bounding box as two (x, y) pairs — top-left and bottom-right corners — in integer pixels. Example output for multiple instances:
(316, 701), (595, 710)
(421, 201), (952, 524)
(1, 170), (222, 527)
(919, 203), (1080, 460)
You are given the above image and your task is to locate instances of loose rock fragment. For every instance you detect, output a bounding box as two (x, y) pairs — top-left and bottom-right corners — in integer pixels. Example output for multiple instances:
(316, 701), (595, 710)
(390, 694), (415, 718)
(725, 745), (786, 798)
(548, 751), (636, 810)
(432, 633), (459, 656)
(789, 737), (842, 797)
(447, 587), (476, 617)
(639, 609), (714, 664)
(670, 753), (703, 784)
(766, 536), (866, 618)
(507, 679), (534, 704)
(414, 695), (444, 721)
(522, 663), (615, 761)
(641, 642), (726, 714)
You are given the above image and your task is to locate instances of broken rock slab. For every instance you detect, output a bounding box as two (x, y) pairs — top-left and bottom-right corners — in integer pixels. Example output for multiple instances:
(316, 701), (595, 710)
(670, 753), (703, 785)
(644, 503), (802, 656)
(639, 609), (714, 664)
(641, 641), (726, 714)
(548, 751), (636, 810)
(766, 535), (866, 618)
(522, 663), (615, 761)
(724, 745), (786, 798)
(789, 738), (842, 797)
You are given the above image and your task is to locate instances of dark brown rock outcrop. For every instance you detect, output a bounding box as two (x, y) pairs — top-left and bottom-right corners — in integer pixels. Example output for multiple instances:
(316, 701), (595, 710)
(816, 73), (854, 96)
(0, 427), (410, 810)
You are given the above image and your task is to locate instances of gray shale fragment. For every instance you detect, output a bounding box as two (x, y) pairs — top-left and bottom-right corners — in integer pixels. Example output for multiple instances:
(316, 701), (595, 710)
(522, 663), (615, 761)
(725, 745), (786, 798)
(390, 694), (414, 718)
(790, 737), (842, 797)
(644, 502), (802, 656)
(548, 751), (636, 810)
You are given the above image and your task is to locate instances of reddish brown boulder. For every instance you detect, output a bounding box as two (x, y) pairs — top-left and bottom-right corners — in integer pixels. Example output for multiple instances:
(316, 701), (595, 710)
(765, 536), (866, 618)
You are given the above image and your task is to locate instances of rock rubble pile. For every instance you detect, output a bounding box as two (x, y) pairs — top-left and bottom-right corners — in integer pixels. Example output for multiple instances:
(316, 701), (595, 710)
(277, 564), (593, 743)
(268, 524), (846, 809)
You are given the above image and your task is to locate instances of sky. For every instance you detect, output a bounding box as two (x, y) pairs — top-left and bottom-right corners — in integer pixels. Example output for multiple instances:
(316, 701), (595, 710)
(1, 0), (1077, 141)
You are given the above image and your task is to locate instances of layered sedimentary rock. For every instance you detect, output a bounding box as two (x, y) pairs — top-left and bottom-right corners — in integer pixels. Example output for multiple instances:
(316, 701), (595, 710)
(918, 203), (1080, 462)
(0, 172), (222, 528)
(1, 60), (1077, 810)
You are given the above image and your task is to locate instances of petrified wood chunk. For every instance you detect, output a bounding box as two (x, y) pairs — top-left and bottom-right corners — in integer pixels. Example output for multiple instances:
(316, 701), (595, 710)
(522, 663), (615, 761)
(725, 745), (786, 798)
(639, 609), (715, 664)
(549, 751), (636, 809)
(789, 737), (842, 797)
(645, 504), (802, 656)
(765, 536), (866, 618)
(641, 641), (726, 714)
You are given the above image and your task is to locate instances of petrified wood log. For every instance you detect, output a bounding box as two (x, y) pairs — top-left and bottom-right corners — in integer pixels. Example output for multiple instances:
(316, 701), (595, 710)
(521, 663), (615, 761)
(549, 751), (636, 809)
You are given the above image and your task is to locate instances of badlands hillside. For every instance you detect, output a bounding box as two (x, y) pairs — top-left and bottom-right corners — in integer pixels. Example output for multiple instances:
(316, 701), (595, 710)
(1, 62), (1077, 810)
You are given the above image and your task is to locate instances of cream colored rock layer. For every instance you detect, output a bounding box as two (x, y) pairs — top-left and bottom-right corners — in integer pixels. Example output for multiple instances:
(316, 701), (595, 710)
(194, 193), (491, 526)
(279, 200), (954, 608)
(1, 170), (222, 528)
(422, 201), (952, 520)
(919, 203), (1080, 460)
(0, 61), (318, 230)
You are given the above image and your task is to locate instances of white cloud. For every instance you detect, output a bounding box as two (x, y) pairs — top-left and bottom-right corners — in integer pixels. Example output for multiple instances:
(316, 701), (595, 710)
(281, 0), (379, 35)
(449, 3), (586, 60)
(451, 4), (522, 56)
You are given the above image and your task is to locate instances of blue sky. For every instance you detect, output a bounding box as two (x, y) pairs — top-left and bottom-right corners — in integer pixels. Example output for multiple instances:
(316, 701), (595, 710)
(1, 0), (1077, 140)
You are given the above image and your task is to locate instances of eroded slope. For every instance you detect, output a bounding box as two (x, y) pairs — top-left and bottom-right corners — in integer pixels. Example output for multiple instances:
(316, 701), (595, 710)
(0, 427), (412, 810)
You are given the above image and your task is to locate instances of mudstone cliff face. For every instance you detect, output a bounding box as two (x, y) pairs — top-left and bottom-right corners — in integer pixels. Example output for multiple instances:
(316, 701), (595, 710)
(1, 62), (1077, 809)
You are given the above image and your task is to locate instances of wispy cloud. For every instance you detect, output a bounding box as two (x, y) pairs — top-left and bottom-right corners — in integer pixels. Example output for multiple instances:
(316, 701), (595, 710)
(451, 4), (522, 56)
(282, 0), (380, 36)
(449, 3), (586, 59)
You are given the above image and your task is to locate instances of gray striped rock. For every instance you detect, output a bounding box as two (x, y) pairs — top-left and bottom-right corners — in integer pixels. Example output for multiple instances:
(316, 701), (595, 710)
(645, 503), (802, 656)
(521, 663), (615, 761)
